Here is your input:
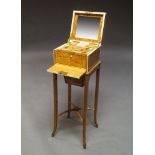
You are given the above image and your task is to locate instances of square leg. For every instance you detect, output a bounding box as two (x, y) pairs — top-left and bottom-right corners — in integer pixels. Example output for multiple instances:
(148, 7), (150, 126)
(83, 75), (89, 149)
(51, 74), (58, 137)
(94, 67), (100, 128)
(67, 83), (71, 118)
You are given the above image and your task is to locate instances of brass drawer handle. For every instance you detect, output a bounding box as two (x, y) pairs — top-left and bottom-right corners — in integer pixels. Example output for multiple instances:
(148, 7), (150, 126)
(58, 71), (68, 75)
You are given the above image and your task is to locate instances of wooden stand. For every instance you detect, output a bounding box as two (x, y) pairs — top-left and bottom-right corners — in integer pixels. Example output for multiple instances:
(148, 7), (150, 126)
(51, 62), (101, 149)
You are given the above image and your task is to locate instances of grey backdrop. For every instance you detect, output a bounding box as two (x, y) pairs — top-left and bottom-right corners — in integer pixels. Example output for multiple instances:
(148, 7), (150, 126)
(22, 0), (133, 155)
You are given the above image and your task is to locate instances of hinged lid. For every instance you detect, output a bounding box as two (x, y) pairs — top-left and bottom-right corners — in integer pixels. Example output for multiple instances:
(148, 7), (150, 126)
(69, 11), (106, 46)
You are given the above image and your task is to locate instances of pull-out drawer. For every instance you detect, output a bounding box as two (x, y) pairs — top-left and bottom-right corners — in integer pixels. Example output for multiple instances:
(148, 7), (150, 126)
(47, 63), (86, 79)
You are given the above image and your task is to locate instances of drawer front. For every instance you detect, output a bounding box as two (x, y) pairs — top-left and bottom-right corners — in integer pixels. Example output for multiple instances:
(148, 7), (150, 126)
(69, 53), (86, 68)
(54, 51), (70, 65)
(54, 50), (86, 68)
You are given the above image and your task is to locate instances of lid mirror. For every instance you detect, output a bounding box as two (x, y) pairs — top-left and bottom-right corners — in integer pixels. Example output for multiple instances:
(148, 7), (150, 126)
(76, 16), (100, 40)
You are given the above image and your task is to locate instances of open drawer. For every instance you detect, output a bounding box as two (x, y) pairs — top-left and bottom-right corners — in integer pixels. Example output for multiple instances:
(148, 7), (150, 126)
(47, 63), (86, 79)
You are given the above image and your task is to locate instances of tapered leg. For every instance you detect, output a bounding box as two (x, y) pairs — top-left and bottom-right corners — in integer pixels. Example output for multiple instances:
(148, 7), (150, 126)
(83, 75), (89, 149)
(51, 74), (58, 137)
(94, 67), (100, 128)
(67, 81), (71, 118)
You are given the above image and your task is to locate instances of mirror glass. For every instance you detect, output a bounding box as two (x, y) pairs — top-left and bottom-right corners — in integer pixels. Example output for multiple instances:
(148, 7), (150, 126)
(76, 16), (100, 40)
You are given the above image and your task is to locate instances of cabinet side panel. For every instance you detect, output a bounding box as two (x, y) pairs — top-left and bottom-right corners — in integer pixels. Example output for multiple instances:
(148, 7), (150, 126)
(88, 49), (100, 72)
